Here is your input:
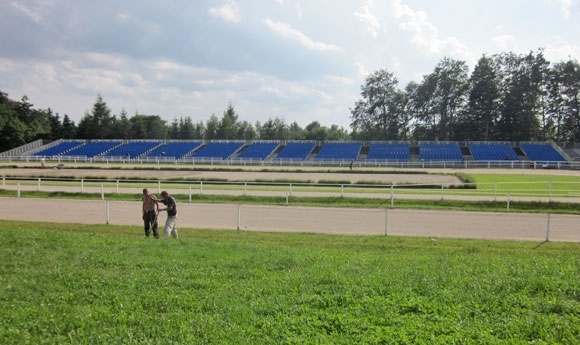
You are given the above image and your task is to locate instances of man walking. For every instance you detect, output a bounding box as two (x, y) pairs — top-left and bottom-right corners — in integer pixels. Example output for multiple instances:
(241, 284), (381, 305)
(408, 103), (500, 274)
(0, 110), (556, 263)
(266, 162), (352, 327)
(157, 190), (178, 239)
(141, 188), (159, 238)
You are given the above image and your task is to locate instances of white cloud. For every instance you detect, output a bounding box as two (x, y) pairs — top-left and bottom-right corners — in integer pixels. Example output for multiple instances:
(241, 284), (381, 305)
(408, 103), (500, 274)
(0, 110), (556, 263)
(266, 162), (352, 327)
(492, 34), (518, 51)
(543, 36), (580, 62)
(355, 62), (369, 77)
(264, 18), (344, 53)
(1, 0), (580, 131)
(390, 0), (473, 63)
(209, 0), (241, 23)
(354, 0), (380, 38)
(391, 0), (438, 53)
(550, 0), (574, 19)
(11, 1), (42, 23)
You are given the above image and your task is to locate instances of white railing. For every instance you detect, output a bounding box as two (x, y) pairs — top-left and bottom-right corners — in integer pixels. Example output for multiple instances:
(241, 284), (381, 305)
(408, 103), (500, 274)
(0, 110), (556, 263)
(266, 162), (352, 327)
(5, 155), (580, 170)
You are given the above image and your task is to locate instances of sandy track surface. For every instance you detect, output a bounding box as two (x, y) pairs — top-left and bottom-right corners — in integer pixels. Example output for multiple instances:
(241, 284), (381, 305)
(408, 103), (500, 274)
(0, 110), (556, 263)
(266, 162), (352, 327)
(0, 166), (463, 185)
(0, 197), (578, 242)
(1, 164), (579, 242)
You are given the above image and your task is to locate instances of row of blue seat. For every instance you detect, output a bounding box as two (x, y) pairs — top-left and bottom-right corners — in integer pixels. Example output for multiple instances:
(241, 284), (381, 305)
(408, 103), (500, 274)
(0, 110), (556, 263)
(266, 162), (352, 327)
(32, 141), (568, 162)
(469, 143), (520, 161)
(367, 143), (410, 162)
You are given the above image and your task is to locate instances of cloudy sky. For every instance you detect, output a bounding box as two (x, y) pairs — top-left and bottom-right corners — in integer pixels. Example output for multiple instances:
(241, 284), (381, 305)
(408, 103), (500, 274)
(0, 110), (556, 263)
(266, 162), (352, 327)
(1, 0), (579, 130)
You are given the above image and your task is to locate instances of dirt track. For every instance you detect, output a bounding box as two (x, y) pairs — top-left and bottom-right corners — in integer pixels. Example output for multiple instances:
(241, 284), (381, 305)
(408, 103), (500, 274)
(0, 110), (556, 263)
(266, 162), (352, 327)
(1, 165), (579, 242)
(0, 198), (578, 242)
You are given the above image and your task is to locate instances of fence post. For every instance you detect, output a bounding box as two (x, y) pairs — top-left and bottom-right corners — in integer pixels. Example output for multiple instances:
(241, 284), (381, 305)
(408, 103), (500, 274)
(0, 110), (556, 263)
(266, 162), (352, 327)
(341, 184), (344, 198)
(200, 181), (203, 194)
(189, 185), (192, 203)
(440, 184), (444, 200)
(237, 204), (241, 230)
(158, 181), (161, 194)
(17, 183), (20, 198)
(384, 208), (388, 236)
(101, 184), (104, 200)
(37, 178), (41, 191)
(116, 180), (119, 193)
(545, 213), (551, 242)
(81, 179), (84, 192)
(390, 185), (394, 207)
(106, 201), (110, 225)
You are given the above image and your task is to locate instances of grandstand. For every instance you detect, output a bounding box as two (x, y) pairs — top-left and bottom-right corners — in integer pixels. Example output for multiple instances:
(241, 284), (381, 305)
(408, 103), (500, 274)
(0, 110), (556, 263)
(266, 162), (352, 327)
(419, 142), (463, 161)
(313, 142), (362, 162)
(146, 141), (202, 160)
(520, 143), (567, 164)
(3, 139), (579, 170)
(469, 142), (520, 161)
(33, 140), (85, 157)
(272, 142), (316, 162)
(191, 141), (245, 160)
(63, 140), (123, 158)
(104, 141), (161, 159)
(366, 142), (410, 162)
(235, 141), (279, 161)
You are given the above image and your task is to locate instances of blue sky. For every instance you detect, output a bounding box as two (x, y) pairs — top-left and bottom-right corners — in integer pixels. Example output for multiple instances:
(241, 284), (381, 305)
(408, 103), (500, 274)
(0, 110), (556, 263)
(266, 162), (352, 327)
(1, 0), (578, 130)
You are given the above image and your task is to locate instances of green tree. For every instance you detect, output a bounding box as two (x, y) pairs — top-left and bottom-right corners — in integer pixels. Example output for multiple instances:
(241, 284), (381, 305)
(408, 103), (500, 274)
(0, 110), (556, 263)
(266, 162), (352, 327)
(257, 117), (288, 140)
(204, 114), (220, 140)
(548, 59), (580, 144)
(217, 103), (239, 139)
(496, 51), (546, 141)
(179, 117), (195, 139)
(465, 55), (501, 140)
(421, 58), (469, 141)
(109, 110), (131, 139)
(236, 120), (256, 140)
(76, 94), (114, 139)
(288, 121), (305, 140)
(61, 115), (77, 139)
(350, 69), (403, 140)
(129, 115), (167, 139)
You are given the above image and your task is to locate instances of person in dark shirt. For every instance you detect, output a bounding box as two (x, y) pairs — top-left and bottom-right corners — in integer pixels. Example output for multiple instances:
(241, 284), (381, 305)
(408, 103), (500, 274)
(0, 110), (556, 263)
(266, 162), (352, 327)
(156, 190), (178, 239)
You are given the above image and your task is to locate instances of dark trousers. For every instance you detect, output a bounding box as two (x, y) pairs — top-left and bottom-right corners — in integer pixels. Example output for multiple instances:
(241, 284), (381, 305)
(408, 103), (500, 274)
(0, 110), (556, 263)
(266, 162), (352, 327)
(144, 210), (159, 238)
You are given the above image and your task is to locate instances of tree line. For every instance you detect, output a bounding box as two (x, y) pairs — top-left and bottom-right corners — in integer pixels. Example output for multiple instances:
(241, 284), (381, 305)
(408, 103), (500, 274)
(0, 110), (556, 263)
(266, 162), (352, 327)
(351, 49), (580, 144)
(0, 93), (350, 153)
(1, 48), (579, 153)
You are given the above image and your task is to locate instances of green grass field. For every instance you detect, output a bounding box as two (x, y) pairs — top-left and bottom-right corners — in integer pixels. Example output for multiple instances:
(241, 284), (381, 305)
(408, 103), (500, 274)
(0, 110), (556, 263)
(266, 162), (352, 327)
(1, 221), (579, 344)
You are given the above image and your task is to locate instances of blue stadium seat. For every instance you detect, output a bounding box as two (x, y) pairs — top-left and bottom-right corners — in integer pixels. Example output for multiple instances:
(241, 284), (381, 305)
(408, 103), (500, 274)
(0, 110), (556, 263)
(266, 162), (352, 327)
(236, 142), (279, 160)
(192, 142), (245, 160)
(419, 142), (463, 161)
(313, 142), (362, 161)
(520, 143), (566, 163)
(105, 141), (161, 158)
(64, 141), (122, 158)
(366, 142), (410, 162)
(469, 143), (519, 161)
(147, 141), (203, 159)
(34, 140), (85, 157)
(273, 142), (316, 161)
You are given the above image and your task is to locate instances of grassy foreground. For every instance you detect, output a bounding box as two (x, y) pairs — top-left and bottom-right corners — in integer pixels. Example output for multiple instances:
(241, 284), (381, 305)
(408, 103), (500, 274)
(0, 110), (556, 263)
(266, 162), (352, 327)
(1, 222), (579, 344)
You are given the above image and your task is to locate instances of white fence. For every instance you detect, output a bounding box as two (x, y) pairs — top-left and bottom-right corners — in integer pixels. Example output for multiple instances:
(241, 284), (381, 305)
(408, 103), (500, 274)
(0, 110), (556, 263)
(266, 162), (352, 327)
(2, 176), (580, 206)
(1, 198), (578, 242)
(5, 155), (580, 170)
